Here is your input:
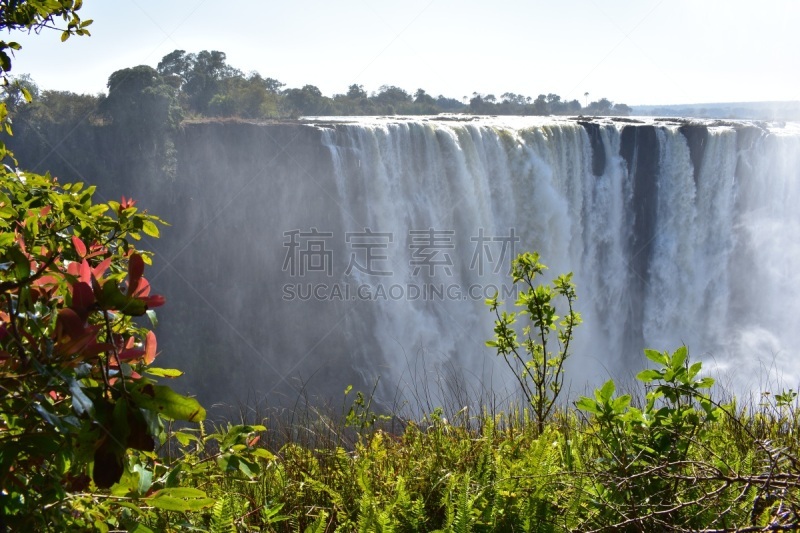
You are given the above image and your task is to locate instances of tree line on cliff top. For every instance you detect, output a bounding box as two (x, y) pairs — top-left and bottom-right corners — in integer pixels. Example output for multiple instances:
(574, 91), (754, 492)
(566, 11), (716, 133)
(6, 48), (632, 126)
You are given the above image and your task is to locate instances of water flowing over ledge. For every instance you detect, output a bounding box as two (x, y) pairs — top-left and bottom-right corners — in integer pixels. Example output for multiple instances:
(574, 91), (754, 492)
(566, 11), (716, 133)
(25, 115), (800, 406)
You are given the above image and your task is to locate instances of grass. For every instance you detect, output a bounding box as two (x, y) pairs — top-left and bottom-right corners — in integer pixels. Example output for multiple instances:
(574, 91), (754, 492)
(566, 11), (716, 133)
(121, 371), (800, 533)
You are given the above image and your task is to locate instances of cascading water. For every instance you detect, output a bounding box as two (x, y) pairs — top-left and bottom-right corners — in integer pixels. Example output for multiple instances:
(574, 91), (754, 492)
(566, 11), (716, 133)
(56, 115), (797, 408)
(299, 116), (800, 402)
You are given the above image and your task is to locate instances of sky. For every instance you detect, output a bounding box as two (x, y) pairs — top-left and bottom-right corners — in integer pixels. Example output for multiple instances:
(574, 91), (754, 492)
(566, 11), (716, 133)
(9, 0), (800, 107)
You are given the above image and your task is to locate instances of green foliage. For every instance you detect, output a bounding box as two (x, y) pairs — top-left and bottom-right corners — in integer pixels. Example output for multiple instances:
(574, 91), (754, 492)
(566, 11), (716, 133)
(571, 346), (800, 531)
(486, 251), (581, 433)
(0, 9), (789, 530)
(5, 44), (636, 130)
(0, 165), (217, 527)
(102, 65), (182, 132)
(210, 493), (237, 533)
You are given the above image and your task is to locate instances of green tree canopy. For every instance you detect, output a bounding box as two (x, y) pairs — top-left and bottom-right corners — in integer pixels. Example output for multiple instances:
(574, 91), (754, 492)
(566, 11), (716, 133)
(101, 65), (181, 132)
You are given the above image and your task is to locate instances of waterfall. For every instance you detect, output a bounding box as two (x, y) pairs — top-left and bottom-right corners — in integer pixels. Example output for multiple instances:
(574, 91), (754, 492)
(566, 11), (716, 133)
(294, 117), (800, 401)
(115, 116), (800, 408)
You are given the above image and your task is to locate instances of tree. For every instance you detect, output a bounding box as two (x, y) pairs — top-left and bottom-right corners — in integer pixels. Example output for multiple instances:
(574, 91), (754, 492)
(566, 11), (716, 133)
(101, 65), (181, 135)
(156, 48), (192, 89)
(412, 88), (437, 114)
(486, 252), (581, 433)
(208, 72), (279, 118)
(546, 93), (566, 114)
(612, 102), (632, 116)
(100, 65), (182, 182)
(168, 49), (242, 114)
(0, 2), (214, 529)
(469, 92), (494, 114)
(532, 94), (549, 115)
(36, 89), (100, 125)
(413, 88), (435, 105)
(373, 85), (412, 106)
(435, 94), (465, 112)
(0, 1), (202, 528)
(501, 92), (528, 106)
(586, 97), (613, 115)
(1, 73), (38, 112)
(263, 76), (285, 94)
(283, 84), (332, 116)
(565, 99), (582, 114)
(347, 83), (367, 99)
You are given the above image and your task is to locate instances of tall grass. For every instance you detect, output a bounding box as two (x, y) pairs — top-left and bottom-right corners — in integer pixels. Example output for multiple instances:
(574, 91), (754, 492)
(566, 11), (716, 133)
(137, 366), (800, 532)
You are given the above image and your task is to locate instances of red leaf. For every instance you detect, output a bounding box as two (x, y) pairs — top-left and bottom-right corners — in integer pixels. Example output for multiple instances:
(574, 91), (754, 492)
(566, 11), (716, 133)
(33, 275), (59, 288)
(120, 196), (137, 210)
(70, 281), (95, 320)
(72, 236), (87, 258)
(117, 348), (145, 362)
(133, 277), (150, 298)
(56, 308), (85, 339)
(144, 330), (157, 364)
(78, 259), (92, 285)
(67, 261), (80, 278)
(54, 309), (106, 360)
(127, 254), (145, 297)
(93, 256), (113, 279)
(142, 294), (165, 309)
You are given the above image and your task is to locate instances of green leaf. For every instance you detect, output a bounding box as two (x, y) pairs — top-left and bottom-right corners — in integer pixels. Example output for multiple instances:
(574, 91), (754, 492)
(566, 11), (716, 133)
(252, 448), (276, 460)
(142, 219), (159, 238)
(217, 454), (257, 478)
(101, 280), (146, 315)
(644, 349), (667, 366)
(612, 394), (631, 412)
(145, 367), (183, 378)
(575, 397), (600, 414)
(8, 245), (30, 280)
(696, 377), (715, 389)
(131, 383), (206, 422)
(147, 487), (215, 512)
(597, 379), (616, 403)
(133, 463), (153, 494)
(636, 369), (662, 383)
(68, 377), (94, 417)
(166, 464), (183, 487)
(672, 346), (688, 369)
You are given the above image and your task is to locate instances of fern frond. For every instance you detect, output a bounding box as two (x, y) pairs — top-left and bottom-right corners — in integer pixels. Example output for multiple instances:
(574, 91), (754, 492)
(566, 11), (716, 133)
(210, 494), (236, 533)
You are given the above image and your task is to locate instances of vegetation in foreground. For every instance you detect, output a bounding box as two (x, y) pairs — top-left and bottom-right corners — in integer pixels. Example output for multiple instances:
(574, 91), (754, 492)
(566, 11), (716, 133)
(3, 3), (800, 532)
(3, 153), (800, 531)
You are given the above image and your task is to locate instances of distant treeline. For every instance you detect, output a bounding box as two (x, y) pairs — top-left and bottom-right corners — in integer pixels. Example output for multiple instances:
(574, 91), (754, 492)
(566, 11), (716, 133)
(4, 49), (632, 125)
(632, 102), (800, 121)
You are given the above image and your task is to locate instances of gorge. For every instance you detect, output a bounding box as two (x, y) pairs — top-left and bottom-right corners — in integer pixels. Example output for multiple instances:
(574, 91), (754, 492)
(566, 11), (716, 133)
(11, 115), (800, 409)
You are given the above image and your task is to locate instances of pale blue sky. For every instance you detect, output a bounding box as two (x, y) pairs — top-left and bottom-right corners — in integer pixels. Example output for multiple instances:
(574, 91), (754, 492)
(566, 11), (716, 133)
(10, 0), (800, 106)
